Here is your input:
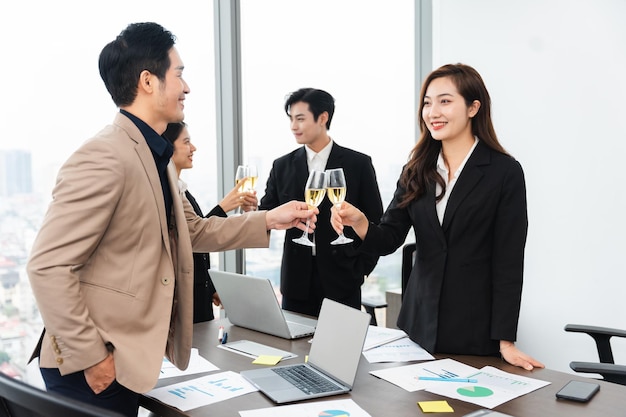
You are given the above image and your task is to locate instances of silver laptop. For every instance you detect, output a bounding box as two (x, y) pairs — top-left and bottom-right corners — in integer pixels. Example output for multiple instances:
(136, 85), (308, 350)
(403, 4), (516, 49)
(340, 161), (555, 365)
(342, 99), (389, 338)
(240, 298), (371, 403)
(209, 270), (317, 339)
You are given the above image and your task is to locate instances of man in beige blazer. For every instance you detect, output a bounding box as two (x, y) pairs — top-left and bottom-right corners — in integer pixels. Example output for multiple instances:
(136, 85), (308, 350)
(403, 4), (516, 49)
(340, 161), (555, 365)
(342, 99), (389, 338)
(26, 22), (316, 417)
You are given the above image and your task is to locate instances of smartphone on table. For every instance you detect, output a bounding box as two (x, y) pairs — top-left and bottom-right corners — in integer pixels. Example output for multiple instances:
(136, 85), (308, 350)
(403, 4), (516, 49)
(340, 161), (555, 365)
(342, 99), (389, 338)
(555, 380), (600, 402)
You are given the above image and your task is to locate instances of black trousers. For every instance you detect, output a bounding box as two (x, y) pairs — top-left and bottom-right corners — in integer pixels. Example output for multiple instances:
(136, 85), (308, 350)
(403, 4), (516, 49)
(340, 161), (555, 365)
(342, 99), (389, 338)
(40, 367), (139, 417)
(282, 262), (361, 317)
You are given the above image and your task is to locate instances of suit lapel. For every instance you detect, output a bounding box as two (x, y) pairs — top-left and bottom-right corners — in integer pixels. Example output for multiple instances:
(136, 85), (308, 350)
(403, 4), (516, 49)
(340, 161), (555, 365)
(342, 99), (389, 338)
(115, 113), (171, 255)
(293, 147), (309, 188)
(326, 142), (343, 170)
(441, 142), (490, 231)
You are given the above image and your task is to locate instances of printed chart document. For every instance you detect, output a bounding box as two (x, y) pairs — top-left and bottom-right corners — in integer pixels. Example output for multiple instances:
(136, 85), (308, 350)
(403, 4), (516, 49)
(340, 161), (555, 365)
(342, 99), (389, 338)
(362, 326), (408, 351)
(370, 358), (478, 392)
(146, 370), (257, 411)
(362, 336), (434, 363)
(425, 365), (550, 409)
(158, 348), (219, 379)
(239, 398), (372, 417)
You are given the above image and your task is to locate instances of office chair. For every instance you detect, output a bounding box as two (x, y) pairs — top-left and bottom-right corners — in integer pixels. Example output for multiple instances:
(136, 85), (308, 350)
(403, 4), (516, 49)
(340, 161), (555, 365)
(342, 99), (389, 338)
(362, 295), (387, 326)
(0, 372), (125, 417)
(362, 242), (416, 326)
(564, 323), (626, 385)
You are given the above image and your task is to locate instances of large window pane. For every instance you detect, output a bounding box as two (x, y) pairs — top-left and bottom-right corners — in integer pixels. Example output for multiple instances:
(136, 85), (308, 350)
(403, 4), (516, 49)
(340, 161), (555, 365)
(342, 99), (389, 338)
(0, 1), (215, 384)
(240, 0), (416, 299)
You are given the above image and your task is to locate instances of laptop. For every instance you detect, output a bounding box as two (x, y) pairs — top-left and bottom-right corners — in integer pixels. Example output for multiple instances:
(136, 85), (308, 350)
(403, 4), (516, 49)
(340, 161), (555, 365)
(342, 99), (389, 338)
(240, 298), (371, 404)
(209, 270), (317, 339)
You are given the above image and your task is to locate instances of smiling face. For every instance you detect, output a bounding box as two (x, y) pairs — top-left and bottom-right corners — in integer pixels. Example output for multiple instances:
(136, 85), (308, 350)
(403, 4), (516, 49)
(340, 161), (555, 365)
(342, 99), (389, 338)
(152, 47), (190, 128)
(171, 126), (196, 173)
(421, 76), (479, 145)
(288, 101), (329, 152)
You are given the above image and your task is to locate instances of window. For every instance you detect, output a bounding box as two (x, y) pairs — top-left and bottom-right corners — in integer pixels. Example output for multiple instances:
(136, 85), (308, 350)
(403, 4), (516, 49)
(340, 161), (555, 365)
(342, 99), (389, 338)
(0, 1), (215, 384)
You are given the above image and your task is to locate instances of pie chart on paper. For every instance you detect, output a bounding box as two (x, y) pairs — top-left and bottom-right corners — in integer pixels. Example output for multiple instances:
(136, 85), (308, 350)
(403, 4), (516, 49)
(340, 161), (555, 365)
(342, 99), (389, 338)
(319, 411), (350, 417)
(456, 386), (494, 397)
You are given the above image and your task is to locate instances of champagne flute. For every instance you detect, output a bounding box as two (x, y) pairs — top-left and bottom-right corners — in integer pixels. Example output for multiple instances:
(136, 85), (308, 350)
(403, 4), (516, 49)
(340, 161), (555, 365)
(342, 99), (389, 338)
(292, 170), (326, 247)
(326, 168), (353, 245)
(242, 165), (258, 212)
(245, 165), (258, 193)
(234, 165), (248, 215)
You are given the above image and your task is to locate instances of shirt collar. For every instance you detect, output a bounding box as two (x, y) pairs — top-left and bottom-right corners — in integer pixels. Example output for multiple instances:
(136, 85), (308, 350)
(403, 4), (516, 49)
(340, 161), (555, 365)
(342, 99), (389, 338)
(120, 109), (173, 160)
(437, 136), (479, 181)
(305, 138), (334, 172)
(177, 178), (188, 193)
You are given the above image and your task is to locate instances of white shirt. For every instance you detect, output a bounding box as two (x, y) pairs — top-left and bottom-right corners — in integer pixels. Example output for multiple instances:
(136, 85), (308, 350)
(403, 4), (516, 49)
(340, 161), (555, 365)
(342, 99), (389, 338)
(435, 137), (479, 225)
(177, 178), (188, 194)
(305, 139), (333, 173)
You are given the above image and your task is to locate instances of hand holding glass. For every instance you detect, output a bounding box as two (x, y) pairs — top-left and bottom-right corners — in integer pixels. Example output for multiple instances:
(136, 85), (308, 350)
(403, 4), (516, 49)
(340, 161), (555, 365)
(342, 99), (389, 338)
(292, 170), (326, 247)
(326, 168), (353, 244)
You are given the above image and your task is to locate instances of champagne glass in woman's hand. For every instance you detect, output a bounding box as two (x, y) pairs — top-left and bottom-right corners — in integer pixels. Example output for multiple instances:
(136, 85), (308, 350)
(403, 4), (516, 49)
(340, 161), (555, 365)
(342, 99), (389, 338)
(234, 165), (248, 215)
(292, 170), (326, 247)
(326, 168), (353, 245)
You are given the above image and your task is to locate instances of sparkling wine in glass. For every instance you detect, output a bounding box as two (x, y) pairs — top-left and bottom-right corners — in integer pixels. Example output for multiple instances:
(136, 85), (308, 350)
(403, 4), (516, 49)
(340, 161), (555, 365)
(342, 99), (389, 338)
(245, 165), (258, 193)
(234, 165), (248, 215)
(326, 168), (353, 245)
(292, 170), (326, 247)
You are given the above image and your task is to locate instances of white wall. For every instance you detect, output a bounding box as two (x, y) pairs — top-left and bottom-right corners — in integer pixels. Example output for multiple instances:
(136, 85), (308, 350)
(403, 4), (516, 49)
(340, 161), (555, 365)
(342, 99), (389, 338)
(433, 0), (626, 374)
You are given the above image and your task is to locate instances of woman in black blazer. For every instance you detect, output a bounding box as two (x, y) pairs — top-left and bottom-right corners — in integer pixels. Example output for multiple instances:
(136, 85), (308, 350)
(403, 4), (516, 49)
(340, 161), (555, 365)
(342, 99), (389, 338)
(163, 122), (258, 323)
(332, 64), (543, 371)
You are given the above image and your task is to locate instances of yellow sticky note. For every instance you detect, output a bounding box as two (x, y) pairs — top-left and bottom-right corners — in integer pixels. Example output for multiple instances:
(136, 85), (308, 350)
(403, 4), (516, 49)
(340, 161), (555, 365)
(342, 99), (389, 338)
(252, 355), (283, 365)
(417, 400), (454, 413)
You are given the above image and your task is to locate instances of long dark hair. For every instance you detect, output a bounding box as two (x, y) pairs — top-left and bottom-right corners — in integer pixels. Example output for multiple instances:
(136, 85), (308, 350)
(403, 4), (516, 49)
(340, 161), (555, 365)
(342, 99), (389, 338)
(162, 121), (186, 144)
(398, 63), (508, 208)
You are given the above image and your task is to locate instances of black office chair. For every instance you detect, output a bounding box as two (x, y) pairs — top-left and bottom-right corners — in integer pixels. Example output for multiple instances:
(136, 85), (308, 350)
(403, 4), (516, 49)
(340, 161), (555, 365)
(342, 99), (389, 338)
(0, 372), (125, 417)
(361, 296), (387, 326)
(362, 242), (416, 326)
(564, 324), (626, 385)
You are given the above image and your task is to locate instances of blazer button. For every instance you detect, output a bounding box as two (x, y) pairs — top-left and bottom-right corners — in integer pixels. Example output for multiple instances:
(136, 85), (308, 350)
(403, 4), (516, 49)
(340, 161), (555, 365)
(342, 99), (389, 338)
(54, 348), (61, 354)
(56, 357), (63, 365)
(161, 277), (171, 285)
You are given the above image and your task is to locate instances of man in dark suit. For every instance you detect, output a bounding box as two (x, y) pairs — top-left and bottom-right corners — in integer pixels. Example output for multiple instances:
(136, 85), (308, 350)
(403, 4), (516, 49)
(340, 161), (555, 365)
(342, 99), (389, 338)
(259, 88), (383, 317)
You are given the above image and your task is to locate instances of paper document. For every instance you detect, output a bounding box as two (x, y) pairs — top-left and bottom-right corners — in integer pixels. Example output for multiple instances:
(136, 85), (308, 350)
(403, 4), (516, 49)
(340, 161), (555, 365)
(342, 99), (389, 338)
(362, 336), (434, 363)
(426, 365), (550, 409)
(239, 398), (372, 417)
(147, 370), (257, 411)
(362, 326), (408, 351)
(369, 358), (479, 392)
(158, 348), (219, 379)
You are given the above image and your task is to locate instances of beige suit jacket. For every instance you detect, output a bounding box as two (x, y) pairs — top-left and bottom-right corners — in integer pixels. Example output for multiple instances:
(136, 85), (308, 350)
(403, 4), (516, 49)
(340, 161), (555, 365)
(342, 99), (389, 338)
(27, 113), (270, 393)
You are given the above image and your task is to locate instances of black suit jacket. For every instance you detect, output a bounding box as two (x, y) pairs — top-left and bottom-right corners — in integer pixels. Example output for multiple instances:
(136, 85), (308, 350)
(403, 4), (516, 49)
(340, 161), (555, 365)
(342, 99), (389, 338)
(185, 190), (226, 323)
(360, 141), (527, 356)
(259, 142), (383, 301)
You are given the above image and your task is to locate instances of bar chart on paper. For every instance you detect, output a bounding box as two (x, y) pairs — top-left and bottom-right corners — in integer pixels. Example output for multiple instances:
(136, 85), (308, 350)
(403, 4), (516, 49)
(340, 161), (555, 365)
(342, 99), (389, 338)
(426, 366), (550, 409)
(146, 371), (258, 411)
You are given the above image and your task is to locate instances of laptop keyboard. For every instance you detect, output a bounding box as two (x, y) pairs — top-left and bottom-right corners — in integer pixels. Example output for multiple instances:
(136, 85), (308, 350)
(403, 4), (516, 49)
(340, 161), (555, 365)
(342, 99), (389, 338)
(272, 365), (342, 395)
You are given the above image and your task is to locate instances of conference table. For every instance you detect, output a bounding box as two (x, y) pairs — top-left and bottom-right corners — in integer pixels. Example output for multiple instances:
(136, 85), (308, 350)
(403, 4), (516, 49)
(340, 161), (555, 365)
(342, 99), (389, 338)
(140, 318), (623, 416)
